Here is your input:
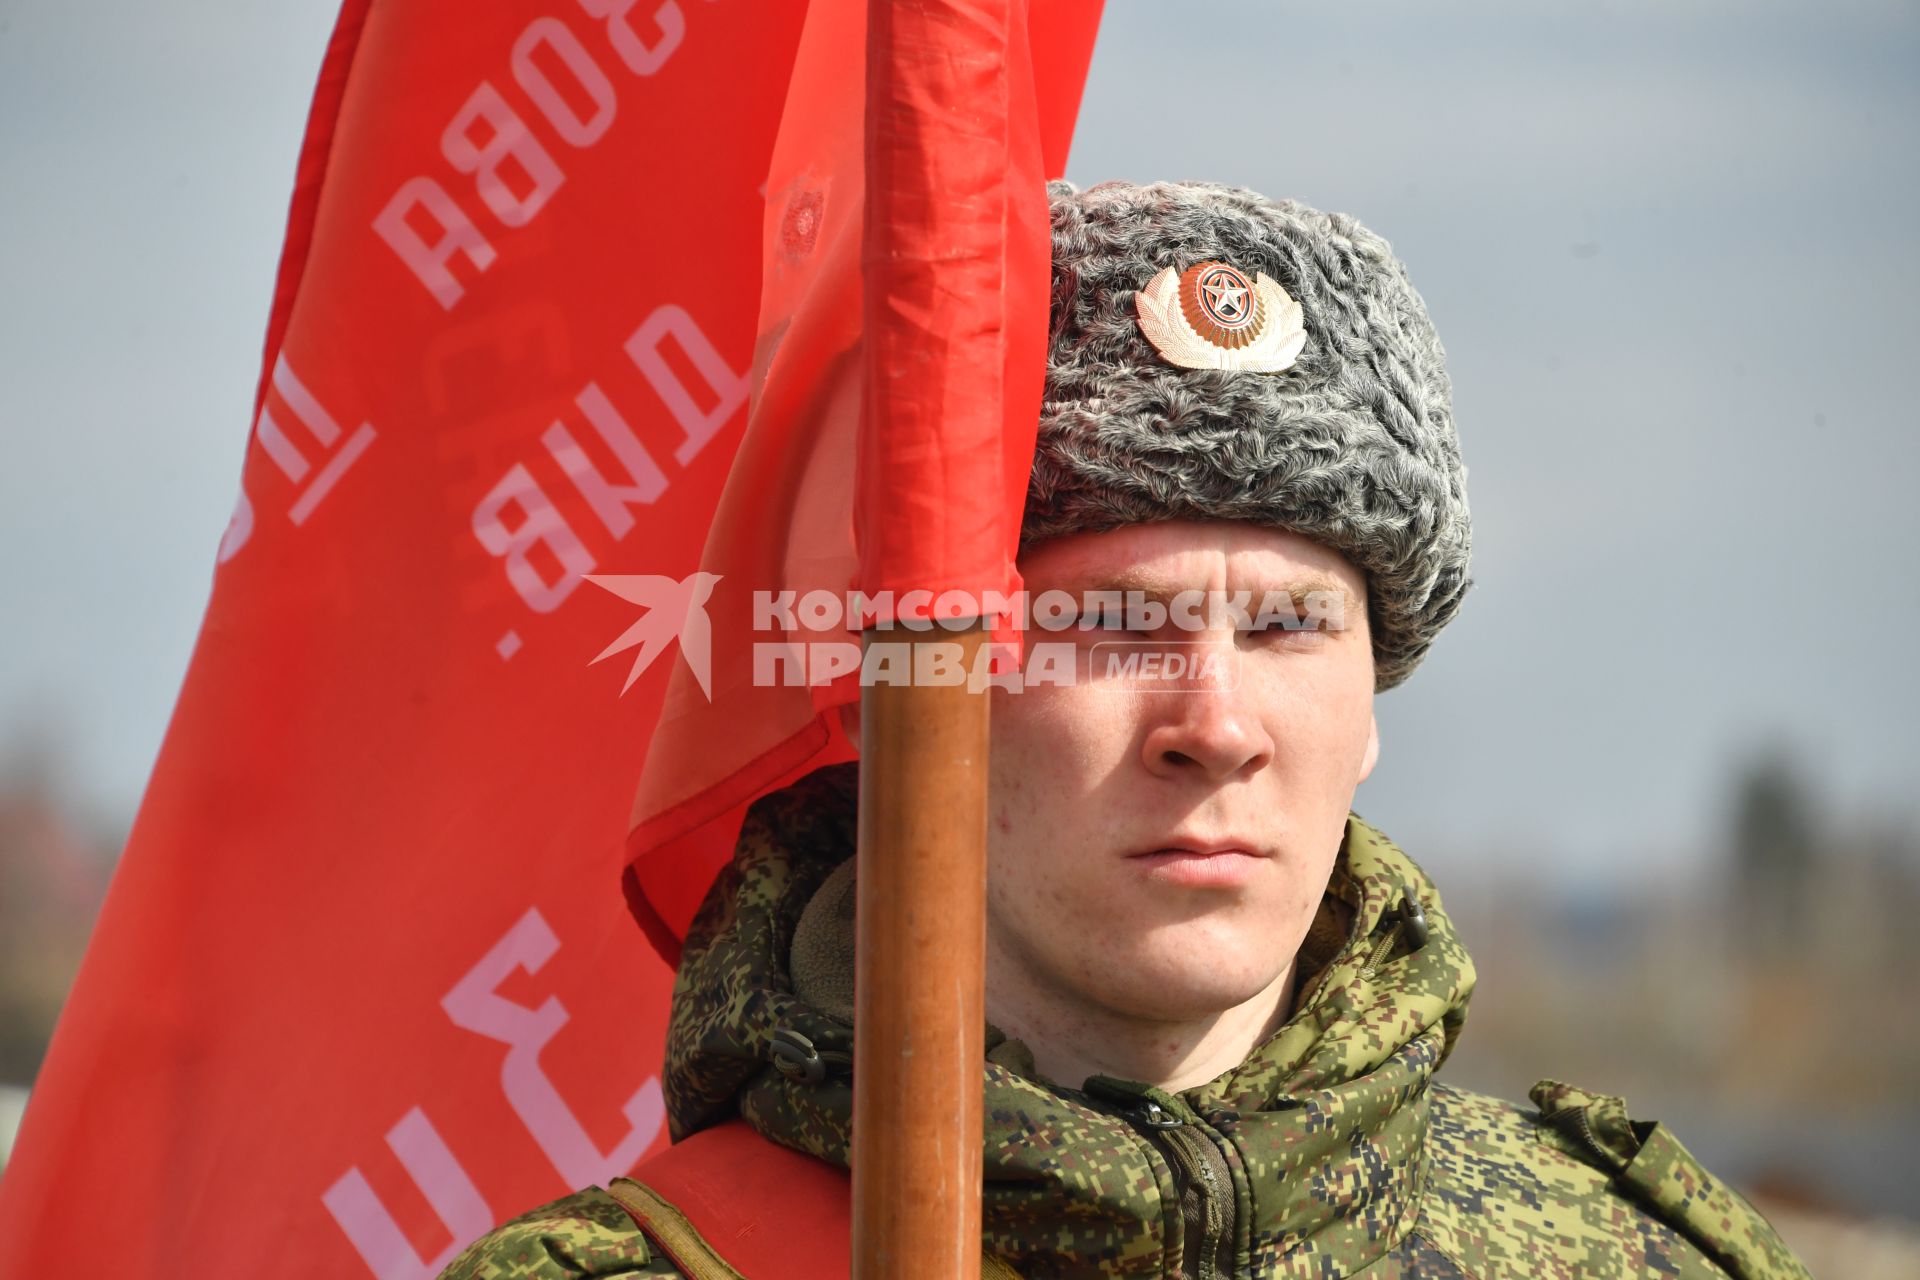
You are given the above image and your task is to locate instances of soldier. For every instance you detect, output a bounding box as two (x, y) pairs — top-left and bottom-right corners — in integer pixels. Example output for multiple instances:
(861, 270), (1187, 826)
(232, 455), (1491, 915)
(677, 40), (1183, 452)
(441, 181), (1811, 1279)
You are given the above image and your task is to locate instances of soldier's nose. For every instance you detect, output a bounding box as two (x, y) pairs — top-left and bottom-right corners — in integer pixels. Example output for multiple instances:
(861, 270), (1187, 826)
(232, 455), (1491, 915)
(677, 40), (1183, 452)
(1140, 683), (1273, 782)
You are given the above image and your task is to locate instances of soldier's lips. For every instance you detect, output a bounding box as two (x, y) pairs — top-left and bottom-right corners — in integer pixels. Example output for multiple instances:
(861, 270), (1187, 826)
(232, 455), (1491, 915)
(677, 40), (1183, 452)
(1128, 845), (1266, 888)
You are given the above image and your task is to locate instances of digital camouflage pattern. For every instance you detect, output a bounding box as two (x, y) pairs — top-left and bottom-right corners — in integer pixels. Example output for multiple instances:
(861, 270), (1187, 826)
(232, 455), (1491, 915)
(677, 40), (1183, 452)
(441, 763), (1810, 1279)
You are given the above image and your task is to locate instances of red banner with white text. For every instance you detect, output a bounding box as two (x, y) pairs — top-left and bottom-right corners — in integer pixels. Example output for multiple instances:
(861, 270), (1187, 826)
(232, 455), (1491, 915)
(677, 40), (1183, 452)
(0, 2), (1099, 1276)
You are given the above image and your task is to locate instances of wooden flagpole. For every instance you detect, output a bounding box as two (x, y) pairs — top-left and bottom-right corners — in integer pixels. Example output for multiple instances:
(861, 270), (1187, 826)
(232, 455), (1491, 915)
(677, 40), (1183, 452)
(852, 623), (991, 1280)
(853, 0), (1013, 1271)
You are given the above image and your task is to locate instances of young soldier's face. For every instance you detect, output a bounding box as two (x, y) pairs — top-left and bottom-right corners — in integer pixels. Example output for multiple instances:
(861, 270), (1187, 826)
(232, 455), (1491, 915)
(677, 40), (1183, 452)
(987, 519), (1378, 1036)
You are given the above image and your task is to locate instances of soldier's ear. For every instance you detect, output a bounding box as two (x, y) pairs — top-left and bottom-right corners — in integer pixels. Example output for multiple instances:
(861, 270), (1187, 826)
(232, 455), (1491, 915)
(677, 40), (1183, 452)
(1357, 710), (1380, 783)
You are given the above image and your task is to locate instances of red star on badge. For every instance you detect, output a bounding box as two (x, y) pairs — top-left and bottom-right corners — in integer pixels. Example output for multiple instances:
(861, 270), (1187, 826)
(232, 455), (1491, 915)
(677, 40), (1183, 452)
(1204, 275), (1249, 320)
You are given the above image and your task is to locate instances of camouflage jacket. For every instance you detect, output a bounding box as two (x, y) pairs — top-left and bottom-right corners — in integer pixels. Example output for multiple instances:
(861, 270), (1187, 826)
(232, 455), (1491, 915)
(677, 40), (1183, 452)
(443, 763), (1809, 1279)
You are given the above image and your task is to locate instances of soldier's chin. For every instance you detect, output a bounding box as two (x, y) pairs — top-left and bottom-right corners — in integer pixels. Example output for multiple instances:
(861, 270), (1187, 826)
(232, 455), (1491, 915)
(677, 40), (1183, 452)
(1094, 937), (1293, 1024)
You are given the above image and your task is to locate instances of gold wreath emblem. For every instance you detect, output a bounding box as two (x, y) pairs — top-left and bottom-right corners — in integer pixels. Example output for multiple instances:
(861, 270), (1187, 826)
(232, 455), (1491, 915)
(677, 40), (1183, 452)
(1134, 260), (1306, 373)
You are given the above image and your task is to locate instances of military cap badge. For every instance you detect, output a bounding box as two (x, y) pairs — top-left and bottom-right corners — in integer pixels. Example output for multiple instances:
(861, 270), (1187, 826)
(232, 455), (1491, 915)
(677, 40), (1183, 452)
(1134, 260), (1306, 373)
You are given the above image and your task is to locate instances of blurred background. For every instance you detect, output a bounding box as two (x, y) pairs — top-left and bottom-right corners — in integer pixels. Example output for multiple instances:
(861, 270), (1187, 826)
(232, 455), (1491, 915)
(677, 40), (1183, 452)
(2, 0), (1915, 1268)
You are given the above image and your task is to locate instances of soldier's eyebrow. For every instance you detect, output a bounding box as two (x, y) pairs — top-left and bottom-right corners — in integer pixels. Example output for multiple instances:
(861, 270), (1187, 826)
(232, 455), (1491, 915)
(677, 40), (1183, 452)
(1076, 569), (1365, 619)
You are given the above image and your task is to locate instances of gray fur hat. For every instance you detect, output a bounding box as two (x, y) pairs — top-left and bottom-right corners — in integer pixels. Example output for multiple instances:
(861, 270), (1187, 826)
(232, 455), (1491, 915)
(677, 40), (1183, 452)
(1025, 179), (1472, 691)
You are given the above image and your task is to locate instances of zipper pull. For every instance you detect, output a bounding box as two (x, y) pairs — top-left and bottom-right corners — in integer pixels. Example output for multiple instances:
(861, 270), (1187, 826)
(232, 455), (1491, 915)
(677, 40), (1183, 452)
(1137, 1099), (1184, 1129)
(1397, 890), (1429, 949)
(1363, 888), (1432, 974)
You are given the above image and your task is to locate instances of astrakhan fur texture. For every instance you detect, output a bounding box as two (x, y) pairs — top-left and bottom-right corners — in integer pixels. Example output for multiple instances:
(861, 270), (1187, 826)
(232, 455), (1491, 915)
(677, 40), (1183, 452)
(1027, 180), (1473, 691)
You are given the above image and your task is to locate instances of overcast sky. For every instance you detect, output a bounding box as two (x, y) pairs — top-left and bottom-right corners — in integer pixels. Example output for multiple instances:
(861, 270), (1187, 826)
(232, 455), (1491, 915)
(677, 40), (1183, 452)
(2, 0), (1915, 887)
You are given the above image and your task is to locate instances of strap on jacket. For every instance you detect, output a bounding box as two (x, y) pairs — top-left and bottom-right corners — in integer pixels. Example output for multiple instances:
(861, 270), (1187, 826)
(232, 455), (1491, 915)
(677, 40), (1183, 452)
(608, 1119), (1020, 1280)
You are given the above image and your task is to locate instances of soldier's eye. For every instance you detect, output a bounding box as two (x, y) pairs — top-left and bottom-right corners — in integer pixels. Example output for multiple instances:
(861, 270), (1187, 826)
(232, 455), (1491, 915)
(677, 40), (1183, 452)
(1275, 625), (1330, 649)
(1245, 617), (1330, 648)
(1079, 607), (1132, 632)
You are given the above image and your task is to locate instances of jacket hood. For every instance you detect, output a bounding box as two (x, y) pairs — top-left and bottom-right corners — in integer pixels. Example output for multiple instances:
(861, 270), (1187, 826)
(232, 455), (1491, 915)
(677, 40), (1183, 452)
(661, 762), (1477, 1276)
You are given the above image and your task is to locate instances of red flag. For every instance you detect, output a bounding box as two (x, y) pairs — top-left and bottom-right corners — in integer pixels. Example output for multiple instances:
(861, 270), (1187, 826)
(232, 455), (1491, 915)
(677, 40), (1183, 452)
(0, 2), (1098, 1276)
(625, 0), (1101, 943)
